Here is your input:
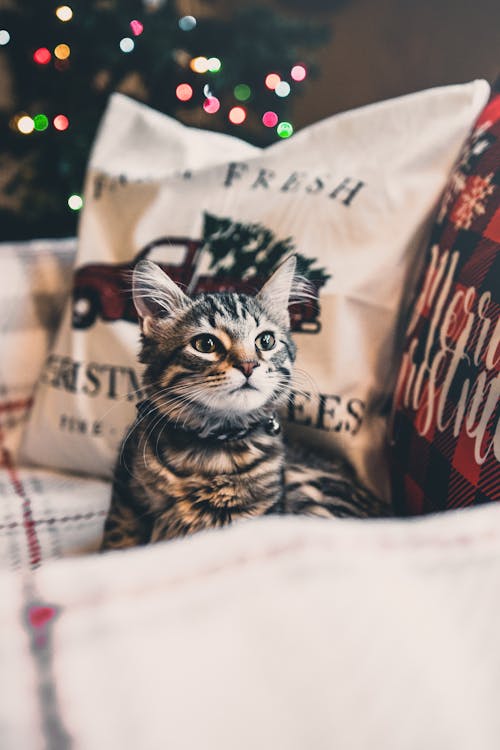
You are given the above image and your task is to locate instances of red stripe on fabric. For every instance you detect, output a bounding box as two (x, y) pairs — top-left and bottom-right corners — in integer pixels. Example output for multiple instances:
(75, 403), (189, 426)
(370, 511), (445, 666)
(0, 397), (33, 414)
(0, 425), (41, 569)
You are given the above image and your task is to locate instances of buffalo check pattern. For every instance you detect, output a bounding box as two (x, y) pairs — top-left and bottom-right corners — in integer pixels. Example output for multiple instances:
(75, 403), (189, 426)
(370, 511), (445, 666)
(391, 84), (500, 515)
(0, 238), (110, 571)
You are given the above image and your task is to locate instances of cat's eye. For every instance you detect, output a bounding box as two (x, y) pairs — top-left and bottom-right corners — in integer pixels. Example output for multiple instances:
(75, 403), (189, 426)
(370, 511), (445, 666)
(192, 334), (221, 354)
(255, 331), (276, 351)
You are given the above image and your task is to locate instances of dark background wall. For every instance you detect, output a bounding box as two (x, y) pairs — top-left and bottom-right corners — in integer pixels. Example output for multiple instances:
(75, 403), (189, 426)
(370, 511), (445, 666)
(265, 0), (500, 127)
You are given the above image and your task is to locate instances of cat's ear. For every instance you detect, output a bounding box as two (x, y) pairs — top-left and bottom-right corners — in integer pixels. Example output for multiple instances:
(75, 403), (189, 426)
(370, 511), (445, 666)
(132, 259), (189, 335)
(257, 255), (297, 327)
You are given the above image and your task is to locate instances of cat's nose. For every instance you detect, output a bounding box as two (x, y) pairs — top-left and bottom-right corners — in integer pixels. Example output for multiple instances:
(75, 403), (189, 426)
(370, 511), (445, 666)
(235, 360), (260, 378)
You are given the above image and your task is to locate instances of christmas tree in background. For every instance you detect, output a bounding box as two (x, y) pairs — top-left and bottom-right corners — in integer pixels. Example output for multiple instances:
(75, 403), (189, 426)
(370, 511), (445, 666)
(0, 1), (330, 241)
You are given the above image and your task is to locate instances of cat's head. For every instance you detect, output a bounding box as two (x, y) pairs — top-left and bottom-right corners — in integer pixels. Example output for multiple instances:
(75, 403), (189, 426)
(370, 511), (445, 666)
(132, 257), (298, 421)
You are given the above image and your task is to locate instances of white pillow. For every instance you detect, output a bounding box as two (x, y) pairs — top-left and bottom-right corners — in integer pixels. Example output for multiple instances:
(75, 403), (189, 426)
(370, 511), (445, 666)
(0, 238), (75, 459)
(21, 83), (490, 500)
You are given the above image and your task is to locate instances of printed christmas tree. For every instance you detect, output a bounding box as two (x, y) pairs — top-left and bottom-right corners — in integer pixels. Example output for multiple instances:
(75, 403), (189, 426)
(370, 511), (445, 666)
(202, 211), (331, 287)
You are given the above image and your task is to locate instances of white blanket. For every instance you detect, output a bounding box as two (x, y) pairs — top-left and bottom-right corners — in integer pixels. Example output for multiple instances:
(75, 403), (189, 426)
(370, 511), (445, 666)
(2, 490), (500, 749)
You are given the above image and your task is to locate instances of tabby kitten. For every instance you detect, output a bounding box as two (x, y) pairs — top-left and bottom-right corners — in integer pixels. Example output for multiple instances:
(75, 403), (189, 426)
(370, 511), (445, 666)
(101, 256), (388, 551)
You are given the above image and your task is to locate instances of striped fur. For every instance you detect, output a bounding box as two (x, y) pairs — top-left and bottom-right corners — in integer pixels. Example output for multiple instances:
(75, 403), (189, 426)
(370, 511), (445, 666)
(101, 258), (388, 551)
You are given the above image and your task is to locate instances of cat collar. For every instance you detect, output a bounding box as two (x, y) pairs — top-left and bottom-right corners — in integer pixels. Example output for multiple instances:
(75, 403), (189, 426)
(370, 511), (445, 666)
(136, 399), (281, 442)
(213, 414), (281, 441)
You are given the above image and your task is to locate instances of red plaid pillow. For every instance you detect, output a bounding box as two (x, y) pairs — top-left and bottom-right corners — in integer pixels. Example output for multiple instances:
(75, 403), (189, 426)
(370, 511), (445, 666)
(391, 83), (500, 514)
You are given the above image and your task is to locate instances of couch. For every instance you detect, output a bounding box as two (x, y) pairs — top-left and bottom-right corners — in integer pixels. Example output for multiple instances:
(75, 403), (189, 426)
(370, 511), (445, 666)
(2, 73), (500, 747)
(1, 233), (500, 749)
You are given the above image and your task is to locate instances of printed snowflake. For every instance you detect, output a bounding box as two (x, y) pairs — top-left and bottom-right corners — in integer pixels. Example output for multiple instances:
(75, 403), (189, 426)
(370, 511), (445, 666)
(450, 172), (495, 230)
(437, 169), (467, 224)
(436, 120), (493, 225)
(458, 121), (492, 172)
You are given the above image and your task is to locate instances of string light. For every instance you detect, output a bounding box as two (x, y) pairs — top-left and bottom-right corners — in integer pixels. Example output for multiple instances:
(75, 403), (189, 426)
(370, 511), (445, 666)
(0, 30), (10, 45)
(130, 20), (144, 36)
(55, 6), (73, 22)
(277, 121), (293, 139)
(190, 56), (209, 73)
(229, 106), (246, 125)
(291, 64), (307, 82)
(17, 116), (34, 135)
(33, 114), (49, 131)
(68, 194), (83, 211)
(54, 43), (70, 60)
(234, 84), (251, 102)
(33, 47), (51, 65)
(203, 96), (220, 114)
(179, 15), (197, 31)
(53, 114), (69, 131)
(119, 37), (134, 53)
(262, 111), (278, 128)
(265, 73), (280, 90)
(275, 81), (291, 98)
(207, 57), (221, 73)
(176, 83), (193, 101)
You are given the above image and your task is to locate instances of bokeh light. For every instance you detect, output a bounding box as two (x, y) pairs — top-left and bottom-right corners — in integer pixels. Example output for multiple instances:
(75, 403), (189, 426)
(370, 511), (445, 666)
(265, 73), (281, 90)
(17, 116), (34, 135)
(203, 96), (220, 114)
(55, 6), (73, 22)
(0, 30), (10, 45)
(179, 15), (197, 31)
(119, 37), (134, 53)
(68, 194), (83, 211)
(54, 43), (70, 60)
(229, 106), (246, 125)
(53, 114), (69, 131)
(291, 64), (307, 82)
(176, 83), (193, 101)
(277, 121), (293, 138)
(130, 20), (143, 36)
(275, 81), (291, 98)
(33, 114), (49, 131)
(234, 84), (251, 101)
(33, 47), (51, 65)
(190, 56), (209, 73)
(207, 57), (222, 73)
(262, 111), (278, 128)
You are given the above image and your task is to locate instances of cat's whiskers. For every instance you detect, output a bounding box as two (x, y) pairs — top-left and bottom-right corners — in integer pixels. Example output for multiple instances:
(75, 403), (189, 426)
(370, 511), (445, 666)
(118, 382), (182, 477)
(140, 391), (204, 469)
(147, 386), (213, 437)
(292, 367), (318, 395)
(105, 376), (170, 475)
(97, 378), (160, 426)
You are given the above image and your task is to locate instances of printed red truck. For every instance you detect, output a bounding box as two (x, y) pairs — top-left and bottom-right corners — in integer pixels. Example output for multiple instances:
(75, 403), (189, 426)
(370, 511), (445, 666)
(72, 238), (324, 333)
